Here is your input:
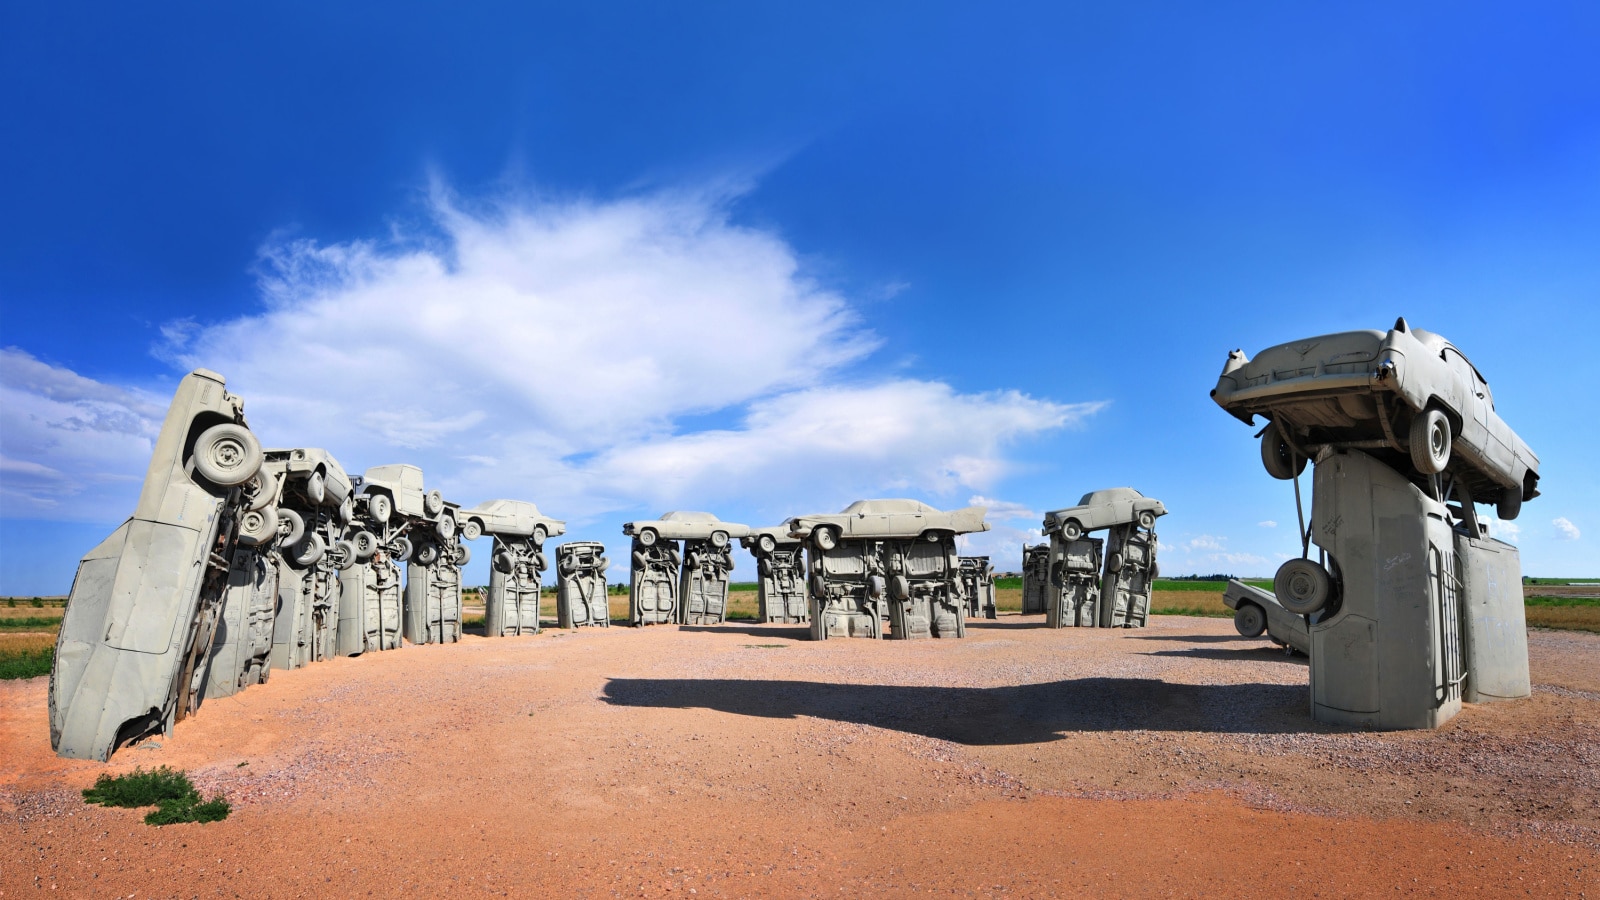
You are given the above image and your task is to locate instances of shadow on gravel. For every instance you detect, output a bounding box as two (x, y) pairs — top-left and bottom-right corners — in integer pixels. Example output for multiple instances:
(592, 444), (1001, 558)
(1122, 634), (1248, 644)
(1141, 647), (1308, 665)
(602, 676), (1316, 743)
(679, 624), (811, 640)
(963, 620), (1048, 630)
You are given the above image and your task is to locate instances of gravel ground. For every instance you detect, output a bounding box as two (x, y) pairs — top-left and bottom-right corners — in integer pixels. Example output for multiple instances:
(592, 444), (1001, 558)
(1, 614), (1595, 897)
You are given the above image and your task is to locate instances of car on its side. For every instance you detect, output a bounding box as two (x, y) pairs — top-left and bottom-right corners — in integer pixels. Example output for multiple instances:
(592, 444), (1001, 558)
(785, 500), (989, 550)
(1211, 317), (1540, 520)
(52, 369), (265, 761)
(1222, 578), (1309, 655)
(623, 511), (751, 548)
(459, 499), (567, 545)
(1042, 488), (1166, 541)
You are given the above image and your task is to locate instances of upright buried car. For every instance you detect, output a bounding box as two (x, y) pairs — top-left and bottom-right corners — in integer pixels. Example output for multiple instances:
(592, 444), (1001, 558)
(52, 369), (265, 761)
(1211, 317), (1539, 519)
(1042, 489), (1167, 541)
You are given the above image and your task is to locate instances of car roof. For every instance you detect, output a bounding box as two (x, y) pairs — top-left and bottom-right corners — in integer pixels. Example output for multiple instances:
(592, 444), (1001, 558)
(471, 499), (540, 516)
(659, 511), (720, 523)
(1076, 487), (1143, 505)
(840, 499), (938, 514)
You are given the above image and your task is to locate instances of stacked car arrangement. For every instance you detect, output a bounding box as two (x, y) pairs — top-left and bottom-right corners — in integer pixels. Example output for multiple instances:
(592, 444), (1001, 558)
(51, 318), (1542, 758)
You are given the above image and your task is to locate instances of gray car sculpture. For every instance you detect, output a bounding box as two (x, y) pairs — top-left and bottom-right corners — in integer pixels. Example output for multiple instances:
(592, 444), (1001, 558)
(406, 520), (467, 645)
(622, 511), (751, 548)
(459, 499), (567, 546)
(1046, 536), (1102, 628)
(267, 449), (357, 668)
(1020, 544), (1050, 616)
(556, 542), (610, 628)
(1211, 317), (1540, 520)
(1042, 488), (1167, 541)
(1101, 525), (1159, 627)
(679, 538), (737, 625)
(1222, 579), (1309, 655)
(741, 529), (808, 624)
(789, 500), (988, 640)
(52, 369), (265, 761)
(473, 502), (559, 638)
(958, 557), (996, 619)
(629, 538), (680, 626)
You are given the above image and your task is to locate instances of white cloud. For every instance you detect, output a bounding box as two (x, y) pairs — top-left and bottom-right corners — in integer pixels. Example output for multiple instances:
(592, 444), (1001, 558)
(1184, 534), (1226, 552)
(0, 350), (164, 520)
(1553, 517), (1581, 541)
(967, 495), (1039, 522)
(4, 183), (1100, 525)
(1489, 518), (1521, 543)
(1258, 520), (1277, 528)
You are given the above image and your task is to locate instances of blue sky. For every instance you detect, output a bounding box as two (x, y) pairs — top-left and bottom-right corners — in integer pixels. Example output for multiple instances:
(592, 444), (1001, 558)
(2, 1), (1596, 593)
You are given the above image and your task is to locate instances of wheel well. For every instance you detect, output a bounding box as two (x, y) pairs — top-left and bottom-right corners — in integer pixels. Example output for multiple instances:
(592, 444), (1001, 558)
(181, 411), (236, 468)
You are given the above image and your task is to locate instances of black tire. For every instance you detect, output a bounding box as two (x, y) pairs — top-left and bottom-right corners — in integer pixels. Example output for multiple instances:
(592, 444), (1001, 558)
(462, 519), (483, 541)
(368, 492), (393, 524)
(1234, 603), (1267, 638)
(277, 507), (306, 547)
(193, 423), (263, 486)
(1274, 558), (1335, 616)
(1497, 485), (1523, 521)
(305, 470), (326, 505)
(1409, 408), (1451, 475)
(1062, 520), (1083, 541)
(1260, 422), (1305, 480)
(237, 506), (279, 546)
(637, 528), (658, 547)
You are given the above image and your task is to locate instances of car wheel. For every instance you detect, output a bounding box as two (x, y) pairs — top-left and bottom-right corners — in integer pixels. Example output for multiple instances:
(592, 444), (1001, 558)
(352, 530), (378, 559)
(494, 550), (515, 574)
(1409, 408), (1452, 475)
(711, 530), (729, 548)
(890, 575), (910, 600)
(758, 534), (777, 554)
(454, 543), (471, 567)
(292, 533), (326, 567)
(534, 551), (547, 570)
(333, 540), (358, 570)
(1137, 510), (1156, 530)
(1260, 422), (1305, 480)
(437, 514), (456, 540)
(391, 536), (413, 563)
(368, 492), (393, 524)
(305, 470), (327, 505)
(1062, 520), (1083, 541)
(237, 506), (279, 546)
(1234, 603), (1267, 638)
(193, 423), (264, 486)
(1497, 485), (1522, 521)
(1107, 552), (1123, 573)
(758, 558), (772, 577)
(461, 519), (482, 541)
(338, 496), (353, 524)
(637, 527), (657, 547)
(532, 524), (548, 548)
(276, 507), (306, 547)
(1274, 558), (1335, 616)
(415, 542), (439, 566)
(814, 526), (839, 551)
(247, 469), (278, 511)
(424, 489), (444, 517)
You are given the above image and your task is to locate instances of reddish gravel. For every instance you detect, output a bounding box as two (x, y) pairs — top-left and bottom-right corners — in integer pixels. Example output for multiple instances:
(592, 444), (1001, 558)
(2, 615), (1595, 897)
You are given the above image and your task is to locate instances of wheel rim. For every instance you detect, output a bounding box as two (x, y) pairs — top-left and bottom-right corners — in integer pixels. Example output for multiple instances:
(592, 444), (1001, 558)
(1430, 421), (1448, 459)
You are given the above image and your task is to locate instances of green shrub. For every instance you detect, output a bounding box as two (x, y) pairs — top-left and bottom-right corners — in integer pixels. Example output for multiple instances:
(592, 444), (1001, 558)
(82, 766), (230, 825)
(30, 597), (43, 608)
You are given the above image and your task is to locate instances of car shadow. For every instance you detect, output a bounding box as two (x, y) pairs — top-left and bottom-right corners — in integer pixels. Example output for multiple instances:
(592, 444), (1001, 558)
(1141, 647), (1308, 665)
(679, 623), (812, 640)
(602, 676), (1321, 742)
(963, 620), (1049, 630)
(1122, 633), (1247, 644)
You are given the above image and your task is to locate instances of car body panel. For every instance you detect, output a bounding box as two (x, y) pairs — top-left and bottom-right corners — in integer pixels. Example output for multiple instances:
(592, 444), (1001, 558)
(1042, 488), (1167, 536)
(623, 511), (750, 542)
(51, 369), (254, 761)
(556, 542), (610, 628)
(1046, 536), (1102, 628)
(958, 556), (996, 619)
(1222, 578), (1310, 655)
(462, 499), (567, 540)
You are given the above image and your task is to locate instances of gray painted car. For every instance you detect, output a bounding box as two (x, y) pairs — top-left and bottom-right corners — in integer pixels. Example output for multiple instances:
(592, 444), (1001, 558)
(623, 511), (750, 548)
(1211, 317), (1540, 519)
(52, 369), (264, 761)
(556, 542), (610, 628)
(742, 529), (808, 624)
(1221, 579), (1309, 655)
(958, 557), (996, 619)
(786, 499), (989, 549)
(459, 499), (567, 545)
(1042, 489), (1167, 541)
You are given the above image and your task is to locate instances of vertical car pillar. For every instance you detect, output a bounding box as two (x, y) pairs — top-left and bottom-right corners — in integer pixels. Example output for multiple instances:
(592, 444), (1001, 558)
(203, 545), (280, 701)
(958, 557), (997, 619)
(807, 540), (885, 640)
(556, 542), (611, 628)
(678, 539), (735, 625)
(1303, 450), (1464, 729)
(404, 538), (465, 644)
(1046, 536), (1102, 628)
(1020, 544), (1050, 615)
(1100, 524), (1158, 628)
(629, 538), (680, 626)
(485, 537), (546, 636)
(881, 536), (966, 639)
(742, 533), (808, 624)
(338, 553), (404, 655)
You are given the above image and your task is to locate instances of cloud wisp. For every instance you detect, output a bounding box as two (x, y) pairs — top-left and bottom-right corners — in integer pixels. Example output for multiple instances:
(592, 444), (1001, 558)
(1552, 517), (1581, 541)
(6, 183), (1098, 523)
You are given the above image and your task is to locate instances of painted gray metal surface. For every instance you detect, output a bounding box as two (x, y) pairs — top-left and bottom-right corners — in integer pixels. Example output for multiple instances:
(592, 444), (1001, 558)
(958, 557), (996, 619)
(806, 541), (884, 640)
(460, 499), (566, 544)
(1100, 524), (1158, 628)
(260, 449), (356, 662)
(881, 536), (966, 639)
(742, 529), (807, 624)
(1304, 449), (1464, 729)
(270, 558), (313, 670)
(1020, 544), (1050, 615)
(556, 541), (610, 628)
(485, 537), (545, 636)
(786, 499), (989, 545)
(1042, 489), (1167, 540)
(1455, 532), (1530, 703)
(624, 511), (750, 546)
(629, 538), (680, 626)
(337, 554), (404, 655)
(202, 546), (279, 702)
(404, 527), (465, 644)
(1222, 578), (1309, 654)
(1212, 317), (1540, 520)
(679, 540), (735, 625)
(1045, 536), (1102, 628)
(52, 369), (262, 761)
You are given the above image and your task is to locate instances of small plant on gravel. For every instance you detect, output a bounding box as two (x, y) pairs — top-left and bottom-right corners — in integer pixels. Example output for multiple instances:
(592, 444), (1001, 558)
(82, 766), (231, 825)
